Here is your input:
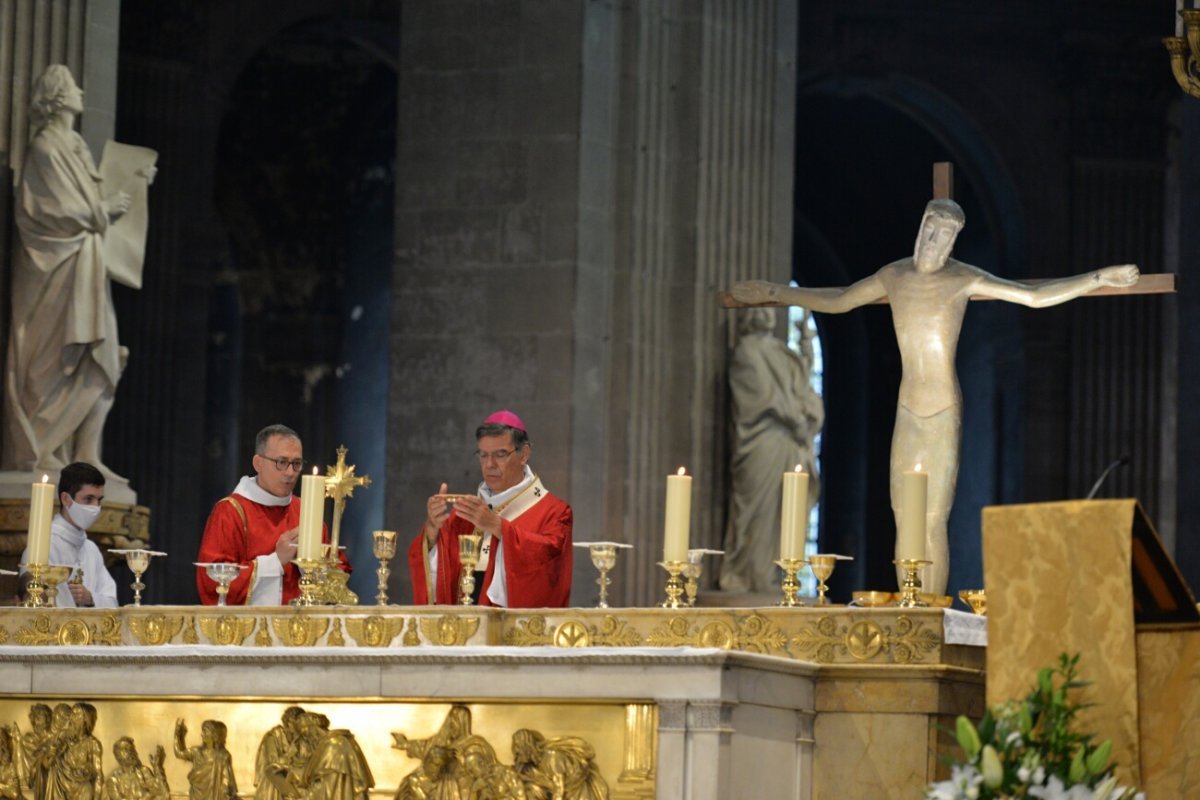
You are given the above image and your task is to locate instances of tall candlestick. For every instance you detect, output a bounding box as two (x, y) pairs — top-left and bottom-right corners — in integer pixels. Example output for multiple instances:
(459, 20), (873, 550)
(26, 474), (54, 565)
(898, 465), (928, 561)
(298, 468), (324, 562)
(663, 467), (692, 563)
(780, 465), (810, 561)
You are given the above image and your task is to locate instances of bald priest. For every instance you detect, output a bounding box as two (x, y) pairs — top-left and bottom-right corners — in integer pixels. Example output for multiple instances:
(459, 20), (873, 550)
(410, 410), (573, 607)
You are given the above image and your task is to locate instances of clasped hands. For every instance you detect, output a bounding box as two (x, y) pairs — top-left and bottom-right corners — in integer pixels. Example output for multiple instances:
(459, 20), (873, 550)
(425, 482), (502, 543)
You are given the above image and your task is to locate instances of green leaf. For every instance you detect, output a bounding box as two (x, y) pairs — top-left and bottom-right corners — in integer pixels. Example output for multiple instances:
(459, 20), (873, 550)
(1087, 740), (1113, 776)
(1019, 703), (1033, 735)
(981, 745), (1003, 788)
(1069, 746), (1087, 784)
(956, 716), (981, 759)
(1038, 666), (1054, 694)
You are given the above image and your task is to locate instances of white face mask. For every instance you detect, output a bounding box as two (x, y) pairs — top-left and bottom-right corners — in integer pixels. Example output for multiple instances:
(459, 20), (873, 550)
(66, 502), (102, 530)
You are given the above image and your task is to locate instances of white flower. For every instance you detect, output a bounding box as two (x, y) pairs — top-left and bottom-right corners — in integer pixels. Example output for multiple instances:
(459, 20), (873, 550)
(1028, 775), (1099, 800)
(1018, 766), (1032, 783)
(1006, 730), (1024, 747)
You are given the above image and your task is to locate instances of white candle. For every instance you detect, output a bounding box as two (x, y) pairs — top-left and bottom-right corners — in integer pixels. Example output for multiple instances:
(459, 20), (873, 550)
(663, 467), (692, 563)
(898, 465), (928, 561)
(780, 465), (809, 561)
(298, 468), (324, 561)
(26, 474), (54, 565)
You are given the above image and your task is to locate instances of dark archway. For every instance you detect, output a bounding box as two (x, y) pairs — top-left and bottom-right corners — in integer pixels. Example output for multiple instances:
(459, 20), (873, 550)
(209, 17), (396, 599)
(793, 76), (1026, 598)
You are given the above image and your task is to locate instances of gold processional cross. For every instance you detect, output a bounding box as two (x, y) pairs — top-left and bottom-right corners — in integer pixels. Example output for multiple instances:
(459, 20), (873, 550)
(719, 161), (1176, 308)
(325, 445), (372, 555)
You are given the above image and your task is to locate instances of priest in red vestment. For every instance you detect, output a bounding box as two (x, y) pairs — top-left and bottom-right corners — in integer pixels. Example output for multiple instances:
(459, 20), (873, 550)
(409, 410), (573, 607)
(196, 424), (347, 605)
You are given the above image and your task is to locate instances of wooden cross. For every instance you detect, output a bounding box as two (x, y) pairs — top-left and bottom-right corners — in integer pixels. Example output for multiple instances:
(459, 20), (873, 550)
(720, 161), (1175, 307)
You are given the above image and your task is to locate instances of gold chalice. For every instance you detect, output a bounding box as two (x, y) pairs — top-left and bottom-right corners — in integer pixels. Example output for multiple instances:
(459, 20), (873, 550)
(958, 588), (987, 616)
(111, 548), (167, 606)
(373, 530), (398, 606)
(40, 564), (74, 608)
(808, 554), (852, 606)
(850, 590), (895, 608)
(457, 532), (484, 605)
(194, 562), (248, 607)
(573, 541), (633, 608)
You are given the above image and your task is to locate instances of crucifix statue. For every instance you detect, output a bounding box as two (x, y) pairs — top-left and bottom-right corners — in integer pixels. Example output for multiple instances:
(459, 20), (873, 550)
(723, 163), (1174, 596)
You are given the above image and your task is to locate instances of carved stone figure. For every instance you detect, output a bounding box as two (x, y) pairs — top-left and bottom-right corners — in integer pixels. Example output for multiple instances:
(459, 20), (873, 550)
(730, 198), (1139, 594)
(173, 719), (237, 800)
(45, 702), (103, 800)
(720, 307), (823, 593)
(254, 705), (305, 800)
(103, 737), (169, 800)
(511, 730), (607, 800)
(2, 64), (155, 482)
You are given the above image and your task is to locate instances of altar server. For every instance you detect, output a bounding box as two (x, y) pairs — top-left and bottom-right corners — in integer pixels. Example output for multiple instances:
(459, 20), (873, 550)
(196, 424), (346, 605)
(410, 410), (573, 607)
(19, 461), (118, 607)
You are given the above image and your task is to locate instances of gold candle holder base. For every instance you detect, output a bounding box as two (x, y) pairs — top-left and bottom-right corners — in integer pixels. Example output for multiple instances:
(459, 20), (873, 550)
(291, 558), (325, 607)
(457, 532), (484, 605)
(775, 558), (807, 607)
(322, 555), (359, 606)
(893, 559), (932, 607)
(658, 560), (687, 608)
(20, 563), (48, 608)
(373, 530), (398, 606)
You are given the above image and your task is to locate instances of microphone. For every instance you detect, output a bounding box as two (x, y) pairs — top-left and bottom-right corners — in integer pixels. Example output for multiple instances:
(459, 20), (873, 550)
(1085, 455), (1130, 500)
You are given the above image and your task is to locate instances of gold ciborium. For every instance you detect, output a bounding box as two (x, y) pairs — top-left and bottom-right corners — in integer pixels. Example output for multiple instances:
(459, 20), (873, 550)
(893, 559), (932, 608)
(111, 549), (167, 606)
(40, 564), (74, 607)
(958, 588), (987, 616)
(809, 554), (852, 606)
(373, 530), (398, 606)
(194, 562), (247, 607)
(457, 532), (484, 605)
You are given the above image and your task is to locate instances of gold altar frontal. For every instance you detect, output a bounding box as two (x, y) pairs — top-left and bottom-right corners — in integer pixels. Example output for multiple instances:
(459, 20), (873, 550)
(0, 604), (984, 799)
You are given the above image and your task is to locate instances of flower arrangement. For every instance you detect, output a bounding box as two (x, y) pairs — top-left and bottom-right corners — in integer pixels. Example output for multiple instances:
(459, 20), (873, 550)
(927, 654), (1143, 800)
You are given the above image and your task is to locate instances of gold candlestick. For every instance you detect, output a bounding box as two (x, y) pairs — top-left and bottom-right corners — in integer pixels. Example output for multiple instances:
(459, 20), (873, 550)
(373, 530), (398, 606)
(292, 557), (325, 607)
(20, 562), (48, 608)
(893, 559), (932, 607)
(457, 532), (484, 605)
(658, 560), (687, 608)
(774, 558), (807, 607)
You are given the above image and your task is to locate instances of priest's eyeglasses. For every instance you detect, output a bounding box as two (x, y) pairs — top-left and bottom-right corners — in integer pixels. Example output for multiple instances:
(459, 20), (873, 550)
(266, 457), (306, 472)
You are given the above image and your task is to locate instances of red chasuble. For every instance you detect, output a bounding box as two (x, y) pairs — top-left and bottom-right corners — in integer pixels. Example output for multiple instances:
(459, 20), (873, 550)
(196, 496), (345, 605)
(408, 485), (573, 608)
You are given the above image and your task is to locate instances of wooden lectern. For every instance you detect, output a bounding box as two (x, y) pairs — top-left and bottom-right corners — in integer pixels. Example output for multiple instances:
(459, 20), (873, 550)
(982, 499), (1200, 796)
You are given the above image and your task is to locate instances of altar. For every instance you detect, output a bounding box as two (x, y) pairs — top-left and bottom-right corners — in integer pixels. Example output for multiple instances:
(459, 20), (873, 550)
(0, 604), (984, 799)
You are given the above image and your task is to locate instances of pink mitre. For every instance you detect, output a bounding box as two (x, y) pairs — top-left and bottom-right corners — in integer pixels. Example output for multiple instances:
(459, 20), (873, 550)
(483, 409), (526, 432)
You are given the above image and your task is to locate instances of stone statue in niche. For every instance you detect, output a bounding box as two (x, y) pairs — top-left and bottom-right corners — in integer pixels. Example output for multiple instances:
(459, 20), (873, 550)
(2, 64), (156, 491)
(729, 197), (1139, 595)
(719, 307), (823, 594)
